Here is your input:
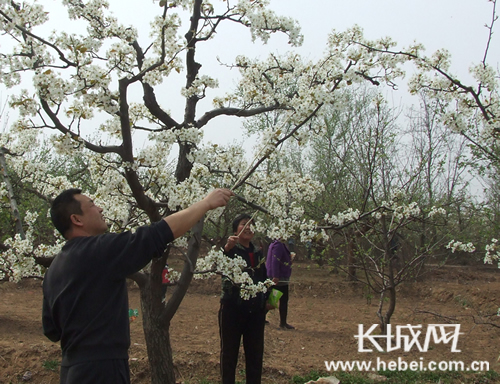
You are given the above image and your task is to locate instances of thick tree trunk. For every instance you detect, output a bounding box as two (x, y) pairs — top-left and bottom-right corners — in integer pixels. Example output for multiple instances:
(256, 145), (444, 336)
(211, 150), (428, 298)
(139, 219), (204, 384)
(140, 273), (177, 384)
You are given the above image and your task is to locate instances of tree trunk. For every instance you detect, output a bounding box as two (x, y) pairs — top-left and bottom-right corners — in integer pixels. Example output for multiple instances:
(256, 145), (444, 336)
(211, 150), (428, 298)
(347, 233), (357, 281)
(376, 285), (396, 336)
(139, 219), (204, 384)
(377, 254), (397, 336)
(0, 147), (25, 239)
(142, 316), (176, 384)
(140, 273), (177, 384)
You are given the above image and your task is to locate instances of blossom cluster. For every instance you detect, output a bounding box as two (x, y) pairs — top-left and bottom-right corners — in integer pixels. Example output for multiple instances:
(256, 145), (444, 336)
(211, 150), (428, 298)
(405, 33), (500, 158)
(485, 238), (500, 268)
(1, 211), (64, 282)
(368, 191), (423, 224)
(446, 240), (476, 254)
(392, 201), (421, 221)
(195, 247), (274, 300)
(324, 208), (360, 227)
(234, 0), (303, 46)
(181, 76), (219, 99)
(428, 206), (447, 218)
(298, 219), (328, 244)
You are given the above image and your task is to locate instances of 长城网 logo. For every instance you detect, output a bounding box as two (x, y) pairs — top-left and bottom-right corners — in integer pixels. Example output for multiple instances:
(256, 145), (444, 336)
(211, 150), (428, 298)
(355, 324), (462, 353)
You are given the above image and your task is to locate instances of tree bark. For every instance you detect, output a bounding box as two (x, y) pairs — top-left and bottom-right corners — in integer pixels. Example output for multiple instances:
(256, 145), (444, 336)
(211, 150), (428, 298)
(377, 289), (395, 336)
(138, 252), (175, 383)
(140, 281), (176, 384)
(377, 251), (397, 336)
(347, 232), (357, 281)
(0, 147), (25, 239)
(139, 219), (204, 384)
(377, 218), (397, 336)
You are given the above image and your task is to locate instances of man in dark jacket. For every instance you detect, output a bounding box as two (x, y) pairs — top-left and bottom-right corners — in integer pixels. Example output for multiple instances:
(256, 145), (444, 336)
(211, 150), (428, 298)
(43, 188), (232, 384)
(219, 213), (268, 384)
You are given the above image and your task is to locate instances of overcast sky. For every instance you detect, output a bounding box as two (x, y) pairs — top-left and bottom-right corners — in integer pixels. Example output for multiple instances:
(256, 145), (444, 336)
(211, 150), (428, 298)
(3, 0), (499, 146)
(194, 0), (500, 145)
(272, 0), (496, 67)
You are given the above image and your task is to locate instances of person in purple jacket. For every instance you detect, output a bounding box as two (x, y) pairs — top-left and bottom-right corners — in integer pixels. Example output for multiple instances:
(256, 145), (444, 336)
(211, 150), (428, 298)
(266, 239), (295, 329)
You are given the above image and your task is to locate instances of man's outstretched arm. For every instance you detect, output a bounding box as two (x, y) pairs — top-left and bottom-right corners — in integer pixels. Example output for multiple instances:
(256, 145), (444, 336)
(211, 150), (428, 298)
(164, 188), (233, 239)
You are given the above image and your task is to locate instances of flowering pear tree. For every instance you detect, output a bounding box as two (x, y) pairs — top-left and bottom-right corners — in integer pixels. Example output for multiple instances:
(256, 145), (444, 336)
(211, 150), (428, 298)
(405, 1), (500, 269)
(359, 0), (500, 268)
(0, 126), (94, 279)
(0, 0), (415, 382)
(349, 0), (499, 169)
(321, 195), (449, 334)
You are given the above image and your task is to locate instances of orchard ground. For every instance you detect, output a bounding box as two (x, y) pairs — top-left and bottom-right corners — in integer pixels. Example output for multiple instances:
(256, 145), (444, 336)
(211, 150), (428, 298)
(1, 256), (500, 384)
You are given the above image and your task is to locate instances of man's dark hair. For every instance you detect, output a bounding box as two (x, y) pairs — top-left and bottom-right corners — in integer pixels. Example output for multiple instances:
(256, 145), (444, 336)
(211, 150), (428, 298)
(232, 213), (252, 234)
(50, 188), (83, 238)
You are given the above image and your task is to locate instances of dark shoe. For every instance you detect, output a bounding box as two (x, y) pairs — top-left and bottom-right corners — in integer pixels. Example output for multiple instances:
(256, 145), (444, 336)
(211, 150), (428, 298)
(279, 323), (295, 330)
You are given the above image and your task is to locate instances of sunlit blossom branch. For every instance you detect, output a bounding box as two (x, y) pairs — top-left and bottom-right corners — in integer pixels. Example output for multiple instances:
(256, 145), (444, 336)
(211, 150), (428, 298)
(196, 5), (230, 42)
(231, 110), (309, 191)
(192, 268), (267, 294)
(459, 129), (500, 164)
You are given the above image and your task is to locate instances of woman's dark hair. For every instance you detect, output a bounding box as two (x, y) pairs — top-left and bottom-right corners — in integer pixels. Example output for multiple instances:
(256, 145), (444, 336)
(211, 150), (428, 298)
(231, 213), (252, 234)
(50, 188), (83, 238)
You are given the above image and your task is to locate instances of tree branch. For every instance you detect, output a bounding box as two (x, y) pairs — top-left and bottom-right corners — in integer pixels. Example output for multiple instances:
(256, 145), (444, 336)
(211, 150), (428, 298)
(39, 99), (122, 155)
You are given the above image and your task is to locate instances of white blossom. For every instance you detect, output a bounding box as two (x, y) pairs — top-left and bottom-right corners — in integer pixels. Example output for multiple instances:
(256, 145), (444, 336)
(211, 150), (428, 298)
(485, 238), (500, 268)
(195, 247), (274, 300)
(428, 206), (446, 218)
(446, 240), (476, 254)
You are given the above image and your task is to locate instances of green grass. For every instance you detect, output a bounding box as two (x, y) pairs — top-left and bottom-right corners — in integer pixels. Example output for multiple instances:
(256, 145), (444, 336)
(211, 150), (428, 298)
(171, 369), (500, 384)
(291, 370), (324, 383)
(379, 369), (462, 383)
(291, 369), (500, 384)
(42, 359), (59, 371)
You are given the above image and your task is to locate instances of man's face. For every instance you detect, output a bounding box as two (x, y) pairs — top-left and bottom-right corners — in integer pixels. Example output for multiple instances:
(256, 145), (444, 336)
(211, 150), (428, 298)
(73, 194), (108, 235)
(236, 219), (254, 242)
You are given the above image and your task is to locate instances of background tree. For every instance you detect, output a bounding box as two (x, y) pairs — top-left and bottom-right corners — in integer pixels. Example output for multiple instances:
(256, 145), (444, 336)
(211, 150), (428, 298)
(256, 85), (476, 332)
(402, 91), (479, 263)
(305, 88), (451, 333)
(357, 0), (500, 265)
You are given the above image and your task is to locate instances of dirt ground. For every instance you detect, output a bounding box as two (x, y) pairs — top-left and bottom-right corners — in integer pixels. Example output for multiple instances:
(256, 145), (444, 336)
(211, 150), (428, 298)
(2, 259), (500, 384)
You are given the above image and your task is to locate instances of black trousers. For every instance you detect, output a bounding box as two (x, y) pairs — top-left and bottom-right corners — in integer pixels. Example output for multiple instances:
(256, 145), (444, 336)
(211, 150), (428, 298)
(219, 302), (266, 384)
(273, 284), (290, 325)
(60, 359), (130, 384)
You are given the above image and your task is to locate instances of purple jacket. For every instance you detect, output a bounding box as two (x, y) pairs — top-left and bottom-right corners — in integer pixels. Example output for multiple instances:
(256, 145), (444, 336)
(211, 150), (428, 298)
(266, 240), (292, 280)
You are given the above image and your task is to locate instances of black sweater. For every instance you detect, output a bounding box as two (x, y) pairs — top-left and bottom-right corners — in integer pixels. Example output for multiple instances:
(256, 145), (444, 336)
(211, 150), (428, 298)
(42, 220), (173, 366)
(221, 242), (268, 310)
